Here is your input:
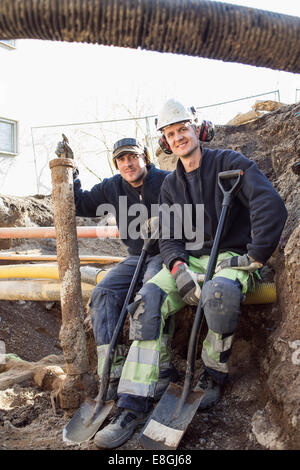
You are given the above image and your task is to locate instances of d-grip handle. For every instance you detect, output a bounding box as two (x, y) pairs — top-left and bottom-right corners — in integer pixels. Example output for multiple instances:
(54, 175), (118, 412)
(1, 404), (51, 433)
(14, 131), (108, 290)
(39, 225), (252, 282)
(218, 169), (244, 200)
(218, 169), (243, 180)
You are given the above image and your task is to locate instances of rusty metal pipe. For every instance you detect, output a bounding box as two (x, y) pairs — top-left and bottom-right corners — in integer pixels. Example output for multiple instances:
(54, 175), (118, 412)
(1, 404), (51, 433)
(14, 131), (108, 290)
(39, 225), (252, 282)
(0, 1), (299, 73)
(49, 157), (96, 408)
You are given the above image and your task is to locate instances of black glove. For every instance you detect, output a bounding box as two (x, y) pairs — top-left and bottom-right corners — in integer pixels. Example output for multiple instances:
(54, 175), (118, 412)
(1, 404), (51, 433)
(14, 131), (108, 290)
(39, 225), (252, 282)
(171, 262), (201, 306)
(215, 254), (263, 273)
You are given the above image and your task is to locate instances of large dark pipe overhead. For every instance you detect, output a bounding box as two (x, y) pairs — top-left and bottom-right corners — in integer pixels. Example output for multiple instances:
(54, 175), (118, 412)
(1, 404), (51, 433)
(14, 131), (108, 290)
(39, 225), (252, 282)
(0, 0), (299, 73)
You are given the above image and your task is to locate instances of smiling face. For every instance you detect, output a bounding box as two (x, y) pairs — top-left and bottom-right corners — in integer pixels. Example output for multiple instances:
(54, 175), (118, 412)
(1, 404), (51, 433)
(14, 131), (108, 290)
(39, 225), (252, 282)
(115, 152), (147, 187)
(163, 121), (200, 159)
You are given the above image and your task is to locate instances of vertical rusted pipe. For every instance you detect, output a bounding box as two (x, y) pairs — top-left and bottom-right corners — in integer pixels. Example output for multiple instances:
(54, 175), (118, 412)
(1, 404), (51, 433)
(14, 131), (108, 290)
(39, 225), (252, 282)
(49, 157), (96, 409)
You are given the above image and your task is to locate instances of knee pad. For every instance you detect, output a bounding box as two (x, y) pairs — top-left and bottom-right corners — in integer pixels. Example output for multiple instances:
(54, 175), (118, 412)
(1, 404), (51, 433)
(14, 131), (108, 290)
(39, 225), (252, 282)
(202, 277), (243, 334)
(127, 283), (166, 341)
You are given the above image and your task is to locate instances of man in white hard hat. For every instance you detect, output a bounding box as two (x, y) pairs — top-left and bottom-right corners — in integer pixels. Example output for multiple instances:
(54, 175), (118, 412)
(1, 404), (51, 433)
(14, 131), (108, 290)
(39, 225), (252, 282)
(132, 98), (287, 413)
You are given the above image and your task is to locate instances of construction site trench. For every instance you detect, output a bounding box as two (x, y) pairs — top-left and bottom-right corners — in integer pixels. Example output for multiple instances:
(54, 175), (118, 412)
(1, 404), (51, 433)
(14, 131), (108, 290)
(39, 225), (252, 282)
(0, 101), (299, 451)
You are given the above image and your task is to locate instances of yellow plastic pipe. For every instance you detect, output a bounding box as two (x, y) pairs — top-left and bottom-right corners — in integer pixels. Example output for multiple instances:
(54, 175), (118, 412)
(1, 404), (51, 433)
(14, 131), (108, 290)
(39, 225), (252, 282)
(0, 264), (107, 285)
(0, 254), (124, 264)
(0, 279), (95, 302)
(0, 263), (61, 280)
(242, 282), (277, 305)
(0, 265), (277, 304)
(0, 226), (119, 239)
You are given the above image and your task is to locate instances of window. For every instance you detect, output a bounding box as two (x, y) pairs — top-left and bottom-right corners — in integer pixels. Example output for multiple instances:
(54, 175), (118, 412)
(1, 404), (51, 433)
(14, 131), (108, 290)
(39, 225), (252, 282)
(0, 118), (18, 156)
(0, 40), (16, 49)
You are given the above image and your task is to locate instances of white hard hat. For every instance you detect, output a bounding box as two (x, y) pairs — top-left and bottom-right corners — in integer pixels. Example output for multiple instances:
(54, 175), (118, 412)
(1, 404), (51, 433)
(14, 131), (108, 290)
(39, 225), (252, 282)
(156, 99), (197, 132)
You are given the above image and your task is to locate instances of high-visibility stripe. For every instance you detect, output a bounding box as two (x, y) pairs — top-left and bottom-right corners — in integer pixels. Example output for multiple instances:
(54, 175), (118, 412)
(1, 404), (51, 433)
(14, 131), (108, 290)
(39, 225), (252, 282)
(130, 339), (160, 352)
(201, 330), (234, 373)
(126, 345), (160, 366)
(96, 344), (125, 378)
(118, 378), (156, 397)
(121, 360), (159, 382)
(202, 347), (228, 373)
(118, 361), (159, 397)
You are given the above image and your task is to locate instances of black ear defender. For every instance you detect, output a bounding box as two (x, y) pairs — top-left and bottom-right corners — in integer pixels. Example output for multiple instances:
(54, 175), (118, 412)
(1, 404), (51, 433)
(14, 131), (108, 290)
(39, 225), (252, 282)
(157, 119), (215, 155)
(198, 120), (215, 142)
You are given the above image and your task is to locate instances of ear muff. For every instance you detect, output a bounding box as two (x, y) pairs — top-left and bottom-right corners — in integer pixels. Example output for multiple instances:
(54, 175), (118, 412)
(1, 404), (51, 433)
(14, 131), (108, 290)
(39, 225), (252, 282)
(199, 120), (215, 142)
(144, 146), (151, 165)
(157, 119), (215, 155)
(158, 134), (172, 155)
(112, 156), (119, 170)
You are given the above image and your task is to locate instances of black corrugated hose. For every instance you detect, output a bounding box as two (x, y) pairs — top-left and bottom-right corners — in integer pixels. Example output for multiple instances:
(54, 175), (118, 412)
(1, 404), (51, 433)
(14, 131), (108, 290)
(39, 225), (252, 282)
(0, 0), (299, 73)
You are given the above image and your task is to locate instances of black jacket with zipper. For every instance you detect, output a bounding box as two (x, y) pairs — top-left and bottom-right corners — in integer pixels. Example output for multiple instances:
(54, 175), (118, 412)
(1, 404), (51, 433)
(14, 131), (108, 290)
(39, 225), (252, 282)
(74, 163), (170, 256)
(159, 148), (287, 270)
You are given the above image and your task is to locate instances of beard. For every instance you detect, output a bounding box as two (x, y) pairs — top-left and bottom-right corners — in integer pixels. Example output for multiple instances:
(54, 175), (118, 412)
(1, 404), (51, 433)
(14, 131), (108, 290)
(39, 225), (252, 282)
(176, 141), (199, 159)
(130, 166), (147, 185)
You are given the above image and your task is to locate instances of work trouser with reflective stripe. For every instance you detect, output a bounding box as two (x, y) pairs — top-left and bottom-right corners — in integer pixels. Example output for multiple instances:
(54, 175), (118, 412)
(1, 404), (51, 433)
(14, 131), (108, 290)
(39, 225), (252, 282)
(88, 254), (170, 383)
(117, 252), (253, 411)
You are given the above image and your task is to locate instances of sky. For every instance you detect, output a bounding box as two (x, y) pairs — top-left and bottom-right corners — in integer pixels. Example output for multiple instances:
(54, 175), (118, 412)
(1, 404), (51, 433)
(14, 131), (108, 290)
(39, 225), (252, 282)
(1, 0), (299, 195)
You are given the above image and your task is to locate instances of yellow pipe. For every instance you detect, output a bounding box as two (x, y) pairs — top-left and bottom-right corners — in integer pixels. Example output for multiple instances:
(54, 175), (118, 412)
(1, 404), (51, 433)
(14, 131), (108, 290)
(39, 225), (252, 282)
(0, 264), (107, 285)
(0, 254), (124, 264)
(242, 282), (277, 305)
(0, 279), (95, 302)
(0, 264), (277, 304)
(0, 263), (62, 281)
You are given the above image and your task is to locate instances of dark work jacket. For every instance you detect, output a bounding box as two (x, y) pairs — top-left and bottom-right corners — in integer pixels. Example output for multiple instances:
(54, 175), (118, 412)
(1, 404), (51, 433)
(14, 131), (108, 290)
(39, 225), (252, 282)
(159, 148), (288, 270)
(74, 164), (170, 256)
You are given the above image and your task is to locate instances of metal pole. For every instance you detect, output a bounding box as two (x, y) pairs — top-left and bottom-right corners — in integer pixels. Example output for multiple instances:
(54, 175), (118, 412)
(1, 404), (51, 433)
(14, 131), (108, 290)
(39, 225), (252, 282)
(30, 127), (40, 194)
(49, 157), (96, 409)
(145, 117), (155, 164)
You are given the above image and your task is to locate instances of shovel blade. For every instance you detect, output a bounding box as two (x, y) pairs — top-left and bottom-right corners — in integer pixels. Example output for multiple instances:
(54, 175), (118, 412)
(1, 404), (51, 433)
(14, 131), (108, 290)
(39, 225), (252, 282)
(62, 397), (114, 444)
(139, 383), (204, 450)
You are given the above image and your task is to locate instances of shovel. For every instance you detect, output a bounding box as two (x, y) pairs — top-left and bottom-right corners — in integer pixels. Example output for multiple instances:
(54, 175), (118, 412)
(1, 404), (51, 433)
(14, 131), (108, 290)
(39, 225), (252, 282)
(63, 217), (159, 444)
(140, 169), (244, 450)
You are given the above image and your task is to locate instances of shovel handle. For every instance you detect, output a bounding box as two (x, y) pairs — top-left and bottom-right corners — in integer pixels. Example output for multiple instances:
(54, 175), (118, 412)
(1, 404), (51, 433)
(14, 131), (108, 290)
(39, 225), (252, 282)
(96, 217), (160, 404)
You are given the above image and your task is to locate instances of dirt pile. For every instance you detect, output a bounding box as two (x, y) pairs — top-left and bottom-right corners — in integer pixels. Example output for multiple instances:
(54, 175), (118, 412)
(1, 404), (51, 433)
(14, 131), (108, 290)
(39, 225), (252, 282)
(0, 102), (299, 450)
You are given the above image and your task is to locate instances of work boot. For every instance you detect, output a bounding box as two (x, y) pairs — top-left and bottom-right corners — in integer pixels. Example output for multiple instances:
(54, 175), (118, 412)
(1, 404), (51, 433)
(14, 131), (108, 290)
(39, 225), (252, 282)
(194, 367), (223, 410)
(94, 408), (149, 449)
(154, 365), (180, 400)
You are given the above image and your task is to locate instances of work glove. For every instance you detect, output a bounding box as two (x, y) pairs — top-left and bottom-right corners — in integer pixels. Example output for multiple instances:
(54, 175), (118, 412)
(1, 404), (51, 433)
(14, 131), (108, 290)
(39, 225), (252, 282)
(215, 254), (263, 273)
(55, 135), (74, 159)
(171, 262), (201, 306)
